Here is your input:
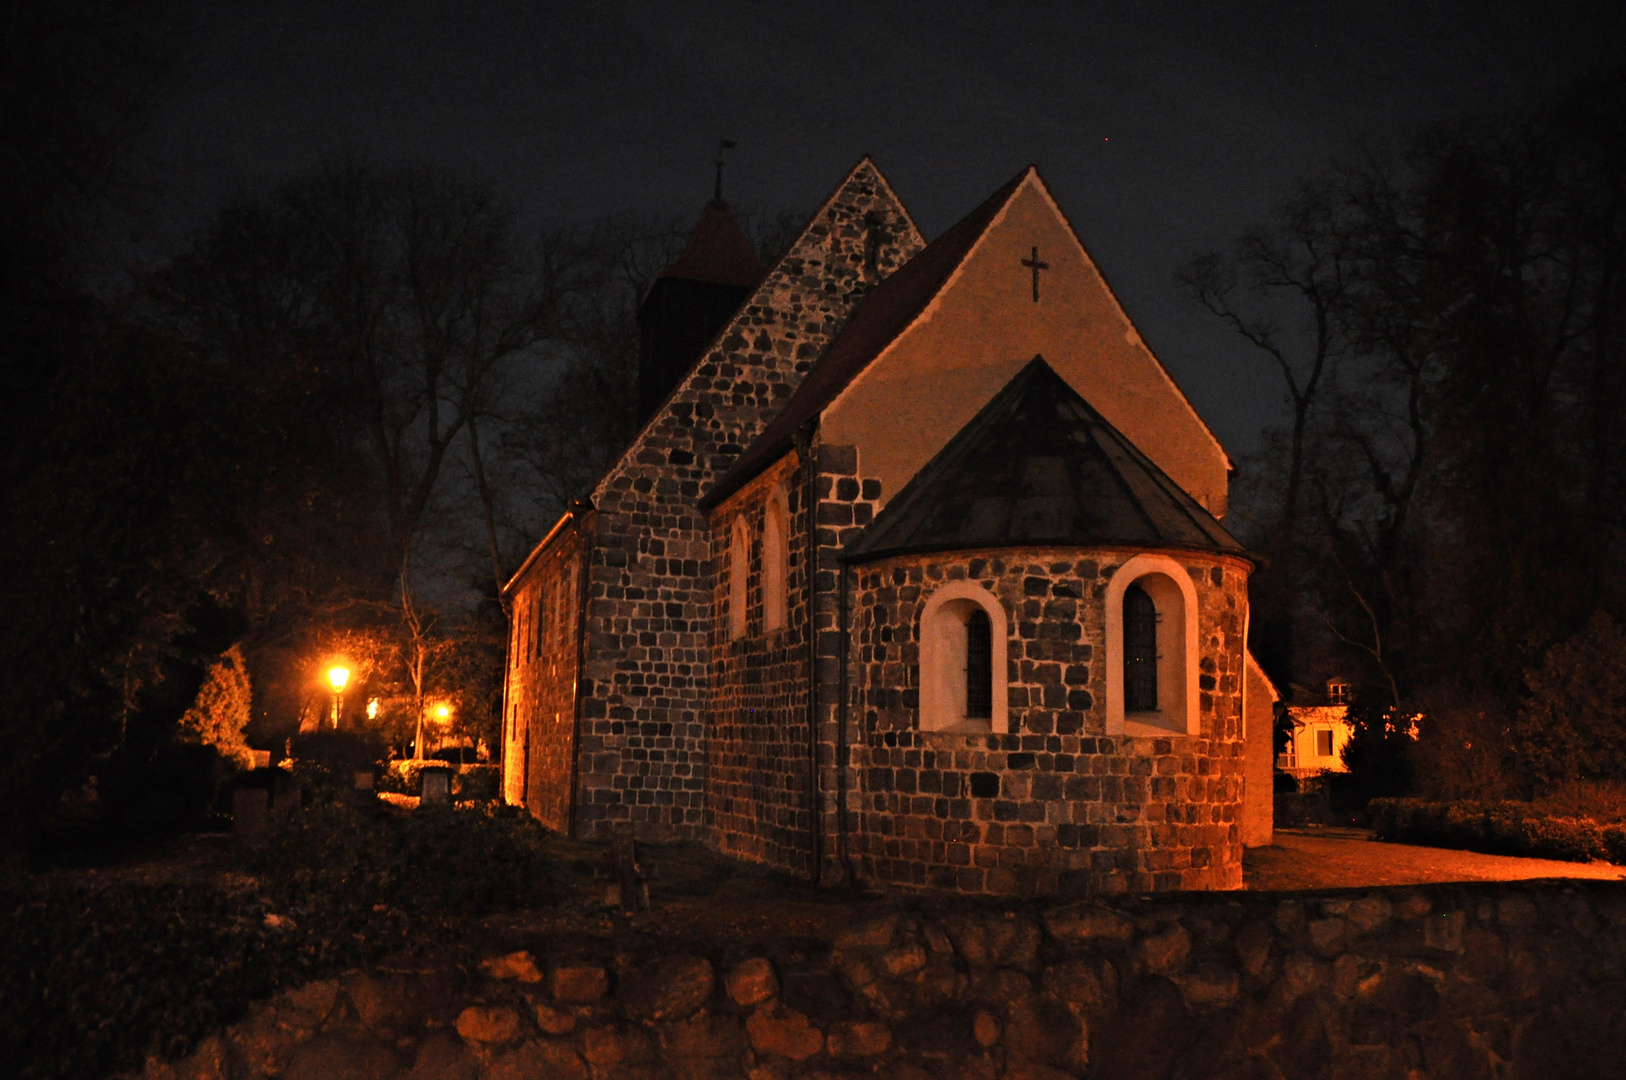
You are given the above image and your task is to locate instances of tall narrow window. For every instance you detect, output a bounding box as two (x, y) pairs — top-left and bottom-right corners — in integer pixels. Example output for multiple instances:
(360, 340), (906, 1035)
(965, 608), (992, 719)
(729, 516), (749, 640)
(762, 488), (788, 632)
(1124, 584), (1159, 712)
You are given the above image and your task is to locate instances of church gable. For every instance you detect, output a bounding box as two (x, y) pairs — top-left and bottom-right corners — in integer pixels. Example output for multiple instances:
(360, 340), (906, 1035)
(819, 167), (1232, 519)
(593, 158), (924, 513)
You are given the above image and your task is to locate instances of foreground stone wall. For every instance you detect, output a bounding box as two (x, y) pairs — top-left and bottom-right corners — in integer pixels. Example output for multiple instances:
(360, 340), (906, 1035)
(140, 880), (1626, 1080)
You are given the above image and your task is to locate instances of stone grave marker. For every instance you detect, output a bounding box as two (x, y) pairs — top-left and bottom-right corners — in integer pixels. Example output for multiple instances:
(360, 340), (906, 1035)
(421, 767), (451, 805)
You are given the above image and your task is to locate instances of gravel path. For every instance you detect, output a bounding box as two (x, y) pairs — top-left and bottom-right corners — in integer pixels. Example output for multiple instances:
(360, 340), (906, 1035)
(1245, 827), (1626, 890)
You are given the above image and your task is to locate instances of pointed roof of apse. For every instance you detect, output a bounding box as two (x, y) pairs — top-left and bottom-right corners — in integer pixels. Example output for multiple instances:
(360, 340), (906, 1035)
(699, 166), (1031, 509)
(843, 357), (1250, 562)
(656, 200), (765, 289)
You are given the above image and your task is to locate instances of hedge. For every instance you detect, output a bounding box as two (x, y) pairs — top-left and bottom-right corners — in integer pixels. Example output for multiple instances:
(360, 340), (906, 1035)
(0, 804), (563, 1080)
(1369, 797), (1626, 865)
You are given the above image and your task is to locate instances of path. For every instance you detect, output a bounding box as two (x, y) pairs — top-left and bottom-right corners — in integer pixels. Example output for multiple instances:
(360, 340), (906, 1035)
(1245, 827), (1626, 890)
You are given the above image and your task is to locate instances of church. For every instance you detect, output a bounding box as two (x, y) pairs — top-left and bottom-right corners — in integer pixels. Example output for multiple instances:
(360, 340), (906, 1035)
(500, 158), (1277, 896)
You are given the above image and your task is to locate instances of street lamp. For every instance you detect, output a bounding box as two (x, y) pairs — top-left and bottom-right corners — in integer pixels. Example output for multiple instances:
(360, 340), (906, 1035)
(327, 665), (350, 728)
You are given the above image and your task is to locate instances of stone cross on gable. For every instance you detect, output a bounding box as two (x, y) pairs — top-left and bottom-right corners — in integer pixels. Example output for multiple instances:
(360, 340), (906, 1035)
(1021, 246), (1050, 302)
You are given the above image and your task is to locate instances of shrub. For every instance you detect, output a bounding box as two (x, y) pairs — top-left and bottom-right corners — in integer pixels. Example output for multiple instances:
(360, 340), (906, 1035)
(1369, 797), (1625, 864)
(1, 804), (565, 1080)
(249, 803), (561, 921)
(285, 730), (387, 805)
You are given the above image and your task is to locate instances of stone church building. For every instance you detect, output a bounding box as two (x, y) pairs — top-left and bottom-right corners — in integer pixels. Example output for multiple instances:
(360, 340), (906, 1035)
(501, 159), (1277, 896)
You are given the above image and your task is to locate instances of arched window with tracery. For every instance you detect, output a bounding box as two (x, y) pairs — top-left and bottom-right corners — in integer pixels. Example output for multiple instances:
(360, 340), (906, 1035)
(729, 516), (750, 640)
(762, 487), (789, 632)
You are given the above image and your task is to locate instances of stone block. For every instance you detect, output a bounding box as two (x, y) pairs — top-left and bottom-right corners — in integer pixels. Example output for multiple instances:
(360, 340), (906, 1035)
(1043, 901), (1134, 944)
(532, 1002), (575, 1036)
(481, 951), (543, 983)
(746, 1001), (824, 1061)
(1138, 925), (1191, 977)
(723, 957), (778, 1007)
(621, 955), (715, 1022)
(454, 1004), (522, 1045)
(1423, 910), (1467, 953)
(483, 1039), (587, 1080)
(549, 962), (610, 1002)
(826, 1020), (892, 1058)
(399, 1033), (479, 1080)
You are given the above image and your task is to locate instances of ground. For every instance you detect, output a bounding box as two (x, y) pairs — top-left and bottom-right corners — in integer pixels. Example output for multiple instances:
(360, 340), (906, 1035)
(1244, 826), (1626, 890)
(47, 822), (1626, 901)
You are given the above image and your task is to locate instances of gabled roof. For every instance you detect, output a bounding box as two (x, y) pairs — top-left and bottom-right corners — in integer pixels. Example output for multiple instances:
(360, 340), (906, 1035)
(700, 168), (1029, 509)
(657, 201), (764, 289)
(843, 357), (1250, 563)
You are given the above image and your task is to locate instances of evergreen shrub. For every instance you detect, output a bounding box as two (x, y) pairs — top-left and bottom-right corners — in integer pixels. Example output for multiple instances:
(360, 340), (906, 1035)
(2, 804), (562, 1080)
(1370, 797), (1626, 865)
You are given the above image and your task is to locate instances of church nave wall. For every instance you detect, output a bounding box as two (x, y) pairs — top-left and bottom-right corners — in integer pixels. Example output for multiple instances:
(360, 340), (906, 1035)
(571, 164), (921, 842)
(706, 453), (816, 876)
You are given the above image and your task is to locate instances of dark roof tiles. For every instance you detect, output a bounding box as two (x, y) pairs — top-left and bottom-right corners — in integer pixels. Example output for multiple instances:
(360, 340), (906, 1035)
(843, 357), (1249, 562)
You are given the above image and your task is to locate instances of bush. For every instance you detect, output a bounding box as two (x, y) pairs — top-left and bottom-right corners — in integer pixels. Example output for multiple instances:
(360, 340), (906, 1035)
(249, 803), (561, 922)
(285, 730), (387, 805)
(1, 804), (565, 1080)
(1370, 797), (1626, 865)
(0, 882), (300, 1080)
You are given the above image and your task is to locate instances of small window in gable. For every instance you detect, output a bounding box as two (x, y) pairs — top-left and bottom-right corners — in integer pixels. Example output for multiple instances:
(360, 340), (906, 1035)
(729, 516), (749, 640)
(919, 581), (1008, 733)
(763, 487), (789, 632)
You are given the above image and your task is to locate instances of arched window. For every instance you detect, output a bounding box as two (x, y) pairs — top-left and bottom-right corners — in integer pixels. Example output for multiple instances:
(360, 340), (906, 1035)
(965, 608), (992, 719)
(762, 487), (789, 632)
(729, 516), (750, 640)
(919, 581), (1009, 733)
(1123, 584), (1158, 712)
(1105, 554), (1200, 736)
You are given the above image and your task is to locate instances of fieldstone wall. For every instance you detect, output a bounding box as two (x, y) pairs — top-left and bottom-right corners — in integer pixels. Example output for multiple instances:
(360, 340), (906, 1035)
(845, 547), (1252, 896)
(706, 452), (816, 875)
(503, 528), (584, 832)
(137, 880), (1626, 1080)
(568, 162), (924, 842)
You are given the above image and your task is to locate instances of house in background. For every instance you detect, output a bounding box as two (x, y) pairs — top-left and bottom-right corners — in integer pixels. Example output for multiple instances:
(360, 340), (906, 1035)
(1277, 678), (1354, 781)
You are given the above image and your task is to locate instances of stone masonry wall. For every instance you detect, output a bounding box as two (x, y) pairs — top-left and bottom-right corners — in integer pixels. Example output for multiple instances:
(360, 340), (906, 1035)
(572, 162), (924, 842)
(142, 880), (1626, 1080)
(502, 526), (584, 833)
(845, 547), (1252, 896)
(706, 453), (816, 876)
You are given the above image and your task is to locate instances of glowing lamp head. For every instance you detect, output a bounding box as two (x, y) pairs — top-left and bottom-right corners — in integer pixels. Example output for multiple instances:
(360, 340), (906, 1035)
(366, 698), (379, 720)
(327, 666), (350, 692)
(434, 704), (450, 719)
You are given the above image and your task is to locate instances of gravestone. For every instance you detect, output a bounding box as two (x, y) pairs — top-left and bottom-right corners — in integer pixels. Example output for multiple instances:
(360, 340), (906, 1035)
(233, 787), (269, 839)
(421, 768), (451, 805)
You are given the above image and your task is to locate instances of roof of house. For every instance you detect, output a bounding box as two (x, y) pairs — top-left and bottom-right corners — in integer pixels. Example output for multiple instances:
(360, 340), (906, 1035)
(656, 201), (764, 289)
(699, 168), (1029, 509)
(843, 357), (1251, 563)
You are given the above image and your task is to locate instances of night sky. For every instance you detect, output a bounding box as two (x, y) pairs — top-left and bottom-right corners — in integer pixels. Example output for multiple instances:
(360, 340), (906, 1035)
(142, 0), (1626, 459)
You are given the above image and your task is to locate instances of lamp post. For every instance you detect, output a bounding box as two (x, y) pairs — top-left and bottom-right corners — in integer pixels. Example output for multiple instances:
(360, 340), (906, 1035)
(327, 665), (350, 728)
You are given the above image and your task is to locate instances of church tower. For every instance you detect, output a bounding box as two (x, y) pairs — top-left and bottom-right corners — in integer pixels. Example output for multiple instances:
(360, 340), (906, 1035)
(635, 197), (764, 424)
